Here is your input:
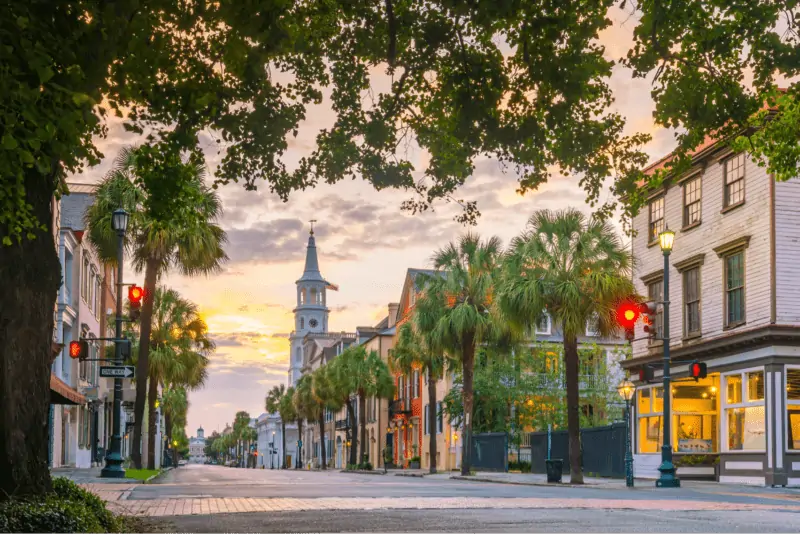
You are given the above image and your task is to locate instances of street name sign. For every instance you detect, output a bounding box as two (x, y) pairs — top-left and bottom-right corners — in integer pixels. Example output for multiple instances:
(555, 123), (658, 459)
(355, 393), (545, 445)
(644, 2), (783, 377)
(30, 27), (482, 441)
(100, 366), (135, 379)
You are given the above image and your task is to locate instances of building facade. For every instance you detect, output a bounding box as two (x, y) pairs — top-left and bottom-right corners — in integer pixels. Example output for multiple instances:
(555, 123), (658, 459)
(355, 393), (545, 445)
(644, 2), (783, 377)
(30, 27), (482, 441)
(189, 427), (206, 463)
(625, 139), (800, 486)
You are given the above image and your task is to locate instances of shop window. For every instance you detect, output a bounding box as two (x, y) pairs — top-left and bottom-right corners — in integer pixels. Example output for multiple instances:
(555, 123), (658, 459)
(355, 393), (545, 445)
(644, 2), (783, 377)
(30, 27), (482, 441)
(673, 376), (719, 453)
(787, 369), (800, 450)
(637, 386), (663, 453)
(723, 369), (765, 451)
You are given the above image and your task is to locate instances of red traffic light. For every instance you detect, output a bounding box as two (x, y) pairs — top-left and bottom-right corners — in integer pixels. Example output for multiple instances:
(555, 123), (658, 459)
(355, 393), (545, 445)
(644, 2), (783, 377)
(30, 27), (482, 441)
(69, 340), (89, 360)
(689, 361), (707, 381)
(128, 285), (144, 305)
(616, 301), (641, 329)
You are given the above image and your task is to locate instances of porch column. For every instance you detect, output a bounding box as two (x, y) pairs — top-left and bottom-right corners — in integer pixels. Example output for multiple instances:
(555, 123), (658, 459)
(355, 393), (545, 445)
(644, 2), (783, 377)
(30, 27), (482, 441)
(766, 363), (788, 486)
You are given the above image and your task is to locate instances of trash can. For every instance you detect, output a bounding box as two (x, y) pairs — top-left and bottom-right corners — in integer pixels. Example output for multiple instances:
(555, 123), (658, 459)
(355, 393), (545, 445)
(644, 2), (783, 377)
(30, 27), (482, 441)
(545, 459), (563, 483)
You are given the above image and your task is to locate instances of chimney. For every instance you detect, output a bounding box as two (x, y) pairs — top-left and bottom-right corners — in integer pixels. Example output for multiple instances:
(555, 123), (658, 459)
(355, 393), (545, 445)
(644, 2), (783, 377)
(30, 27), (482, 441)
(388, 303), (400, 328)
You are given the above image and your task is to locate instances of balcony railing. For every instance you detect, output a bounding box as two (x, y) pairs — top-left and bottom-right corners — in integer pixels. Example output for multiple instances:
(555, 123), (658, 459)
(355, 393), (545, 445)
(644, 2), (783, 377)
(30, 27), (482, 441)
(527, 373), (610, 392)
(389, 398), (411, 417)
(335, 418), (350, 430)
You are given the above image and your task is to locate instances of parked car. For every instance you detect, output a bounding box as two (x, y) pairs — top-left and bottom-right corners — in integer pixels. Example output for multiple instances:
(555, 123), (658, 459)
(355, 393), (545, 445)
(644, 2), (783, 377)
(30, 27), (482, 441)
(178, 460), (187, 466)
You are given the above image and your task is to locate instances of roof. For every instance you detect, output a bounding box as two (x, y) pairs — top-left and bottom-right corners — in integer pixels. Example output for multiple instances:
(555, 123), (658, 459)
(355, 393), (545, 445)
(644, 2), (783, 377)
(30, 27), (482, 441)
(50, 373), (86, 405)
(66, 183), (97, 194)
(297, 231), (334, 286)
(408, 268), (441, 290)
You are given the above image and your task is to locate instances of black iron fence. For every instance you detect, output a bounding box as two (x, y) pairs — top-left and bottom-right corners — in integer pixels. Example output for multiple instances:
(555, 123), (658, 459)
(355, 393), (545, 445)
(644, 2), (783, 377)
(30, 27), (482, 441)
(470, 432), (508, 472)
(528, 423), (626, 478)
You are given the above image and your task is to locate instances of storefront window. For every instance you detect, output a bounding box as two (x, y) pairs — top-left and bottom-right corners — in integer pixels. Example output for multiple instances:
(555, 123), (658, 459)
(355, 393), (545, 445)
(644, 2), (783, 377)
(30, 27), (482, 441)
(787, 368), (800, 450)
(638, 387), (663, 453)
(723, 369), (765, 451)
(673, 376), (719, 453)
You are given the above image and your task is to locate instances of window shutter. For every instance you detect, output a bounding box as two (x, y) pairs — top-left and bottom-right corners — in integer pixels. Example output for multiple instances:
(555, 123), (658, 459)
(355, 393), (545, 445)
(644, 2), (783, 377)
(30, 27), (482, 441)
(424, 406), (428, 435)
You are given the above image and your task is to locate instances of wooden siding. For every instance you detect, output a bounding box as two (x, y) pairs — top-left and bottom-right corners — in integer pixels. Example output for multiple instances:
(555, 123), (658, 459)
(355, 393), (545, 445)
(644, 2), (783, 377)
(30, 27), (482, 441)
(774, 178), (800, 325)
(632, 153), (773, 359)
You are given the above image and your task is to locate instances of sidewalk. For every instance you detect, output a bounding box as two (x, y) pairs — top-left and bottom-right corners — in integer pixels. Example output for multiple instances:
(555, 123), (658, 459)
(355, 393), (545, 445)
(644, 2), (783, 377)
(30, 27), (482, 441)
(450, 472), (628, 488)
(51, 467), (143, 484)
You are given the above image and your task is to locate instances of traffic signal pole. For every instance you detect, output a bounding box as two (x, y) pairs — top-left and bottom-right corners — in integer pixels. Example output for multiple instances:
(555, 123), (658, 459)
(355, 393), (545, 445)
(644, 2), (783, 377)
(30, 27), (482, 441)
(101, 226), (126, 478)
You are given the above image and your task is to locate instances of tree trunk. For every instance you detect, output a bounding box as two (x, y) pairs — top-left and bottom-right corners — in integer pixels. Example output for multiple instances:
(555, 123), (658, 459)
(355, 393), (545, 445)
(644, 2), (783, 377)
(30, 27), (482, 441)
(296, 419), (303, 468)
(132, 257), (159, 469)
(318, 412), (326, 470)
(281, 421), (286, 469)
(358, 392), (367, 466)
(345, 399), (357, 466)
(564, 334), (583, 484)
(0, 173), (61, 499)
(460, 334), (475, 476)
(427, 377), (438, 474)
(146, 375), (158, 470)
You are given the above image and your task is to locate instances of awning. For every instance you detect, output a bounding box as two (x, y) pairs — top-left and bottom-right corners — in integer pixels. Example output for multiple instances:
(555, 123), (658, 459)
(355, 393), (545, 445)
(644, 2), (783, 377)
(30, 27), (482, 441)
(50, 373), (86, 405)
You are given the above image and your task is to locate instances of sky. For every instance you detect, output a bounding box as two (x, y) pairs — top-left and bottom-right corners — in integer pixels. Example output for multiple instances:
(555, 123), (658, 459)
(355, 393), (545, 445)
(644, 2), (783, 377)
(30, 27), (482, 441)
(71, 6), (682, 438)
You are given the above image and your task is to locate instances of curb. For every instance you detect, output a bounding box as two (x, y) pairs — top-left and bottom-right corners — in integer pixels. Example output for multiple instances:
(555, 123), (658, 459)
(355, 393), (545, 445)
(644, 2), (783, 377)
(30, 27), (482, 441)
(339, 469), (386, 475)
(449, 475), (626, 490)
(394, 472), (426, 478)
(144, 467), (172, 484)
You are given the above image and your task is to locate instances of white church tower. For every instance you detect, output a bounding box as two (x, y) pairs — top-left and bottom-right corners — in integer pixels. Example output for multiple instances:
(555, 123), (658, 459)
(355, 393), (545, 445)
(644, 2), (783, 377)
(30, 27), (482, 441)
(288, 222), (333, 386)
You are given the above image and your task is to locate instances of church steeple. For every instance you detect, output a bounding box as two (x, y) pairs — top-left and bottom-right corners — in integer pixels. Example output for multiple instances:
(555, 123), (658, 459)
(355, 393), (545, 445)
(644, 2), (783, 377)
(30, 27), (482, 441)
(298, 221), (323, 282)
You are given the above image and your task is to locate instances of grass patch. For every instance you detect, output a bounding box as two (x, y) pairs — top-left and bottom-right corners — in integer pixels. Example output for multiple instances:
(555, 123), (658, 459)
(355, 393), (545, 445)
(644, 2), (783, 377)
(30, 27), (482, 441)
(123, 468), (160, 481)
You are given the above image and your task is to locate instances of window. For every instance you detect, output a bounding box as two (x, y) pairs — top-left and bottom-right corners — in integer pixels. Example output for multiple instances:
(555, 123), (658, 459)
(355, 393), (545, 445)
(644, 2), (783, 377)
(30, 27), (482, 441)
(648, 279), (664, 340)
(674, 376), (719, 453)
(412, 370), (420, 398)
(723, 370), (765, 451)
(787, 368), (800, 450)
(585, 313), (600, 337)
(725, 251), (745, 327)
(82, 258), (89, 301)
(300, 317), (304, 330)
(648, 197), (665, 242)
(436, 402), (443, 434)
(683, 176), (702, 227)
(535, 312), (551, 335)
(637, 387), (663, 453)
(579, 348), (599, 376)
(724, 153), (745, 207)
(683, 267), (701, 336)
(94, 276), (100, 319)
(424, 404), (429, 435)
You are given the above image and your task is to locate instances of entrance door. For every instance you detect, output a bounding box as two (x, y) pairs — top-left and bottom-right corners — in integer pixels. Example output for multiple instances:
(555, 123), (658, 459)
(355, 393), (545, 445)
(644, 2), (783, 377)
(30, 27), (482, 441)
(285, 454), (292, 468)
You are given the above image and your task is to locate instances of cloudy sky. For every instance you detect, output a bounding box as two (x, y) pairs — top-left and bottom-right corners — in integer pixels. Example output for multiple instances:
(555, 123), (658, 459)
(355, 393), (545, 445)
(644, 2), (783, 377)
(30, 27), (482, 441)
(73, 6), (681, 437)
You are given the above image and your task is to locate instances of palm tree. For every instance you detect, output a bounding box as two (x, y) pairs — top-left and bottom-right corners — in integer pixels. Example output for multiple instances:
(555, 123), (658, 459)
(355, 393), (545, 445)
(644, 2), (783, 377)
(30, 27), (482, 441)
(130, 286), (212, 469)
(85, 146), (227, 468)
(391, 321), (448, 474)
(498, 209), (634, 484)
(162, 386), (188, 467)
(345, 347), (394, 467)
(280, 387), (298, 469)
(414, 233), (504, 476)
(312, 367), (334, 469)
(266, 384), (289, 469)
(233, 411), (252, 468)
(327, 347), (361, 466)
(293, 371), (330, 470)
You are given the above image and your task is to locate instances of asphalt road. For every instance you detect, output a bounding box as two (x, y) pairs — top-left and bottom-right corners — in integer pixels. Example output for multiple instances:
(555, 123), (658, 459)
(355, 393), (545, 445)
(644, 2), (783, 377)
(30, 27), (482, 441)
(131, 465), (800, 532)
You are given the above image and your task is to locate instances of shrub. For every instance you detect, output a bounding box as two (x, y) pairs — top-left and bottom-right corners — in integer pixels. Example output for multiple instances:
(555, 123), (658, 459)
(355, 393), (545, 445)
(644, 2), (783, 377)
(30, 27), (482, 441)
(52, 478), (120, 532)
(357, 462), (373, 471)
(0, 498), (103, 533)
(409, 456), (420, 463)
(519, 461), (532, 473)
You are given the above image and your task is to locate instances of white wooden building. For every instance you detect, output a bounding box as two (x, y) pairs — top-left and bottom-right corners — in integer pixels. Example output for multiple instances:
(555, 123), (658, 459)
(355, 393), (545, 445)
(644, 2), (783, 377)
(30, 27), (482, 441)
(624, 136), (800, 486)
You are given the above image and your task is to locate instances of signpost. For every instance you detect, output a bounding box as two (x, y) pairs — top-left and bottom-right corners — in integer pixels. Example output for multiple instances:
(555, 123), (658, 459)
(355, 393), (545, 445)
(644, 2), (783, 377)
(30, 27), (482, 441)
(100, 366), (135, 379)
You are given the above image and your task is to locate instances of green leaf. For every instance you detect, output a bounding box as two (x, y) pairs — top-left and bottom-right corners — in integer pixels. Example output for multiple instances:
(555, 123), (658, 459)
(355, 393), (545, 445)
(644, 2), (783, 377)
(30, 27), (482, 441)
(2, 134), (18, 150)
(72, 93), (91, 106)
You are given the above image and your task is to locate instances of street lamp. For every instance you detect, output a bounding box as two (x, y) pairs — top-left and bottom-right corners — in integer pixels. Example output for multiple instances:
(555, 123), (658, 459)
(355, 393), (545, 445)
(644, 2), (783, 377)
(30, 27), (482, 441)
(656, 227), (680, 488)
(271, 431), (275, 470)
(617, 379), (635, 488)
(101, 208), (129, 478)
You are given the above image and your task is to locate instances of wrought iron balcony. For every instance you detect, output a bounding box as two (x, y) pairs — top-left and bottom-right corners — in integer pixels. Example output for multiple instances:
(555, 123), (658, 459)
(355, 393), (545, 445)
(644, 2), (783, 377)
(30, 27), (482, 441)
(335, 418), (350, 430)
(389, 398), (411, 417)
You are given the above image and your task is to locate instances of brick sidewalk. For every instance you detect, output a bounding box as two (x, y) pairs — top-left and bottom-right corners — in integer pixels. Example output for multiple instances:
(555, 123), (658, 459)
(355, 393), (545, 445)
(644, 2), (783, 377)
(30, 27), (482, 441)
(83, 483), (800, 518)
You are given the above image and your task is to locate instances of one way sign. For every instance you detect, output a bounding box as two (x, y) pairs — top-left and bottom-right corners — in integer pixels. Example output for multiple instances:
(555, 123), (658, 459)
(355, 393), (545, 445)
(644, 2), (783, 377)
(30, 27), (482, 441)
(100, 366), (135, 379)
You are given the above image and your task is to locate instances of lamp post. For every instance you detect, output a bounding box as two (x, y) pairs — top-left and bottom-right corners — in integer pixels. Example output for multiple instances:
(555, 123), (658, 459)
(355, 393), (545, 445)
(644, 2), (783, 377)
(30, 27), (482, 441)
(656, 227), (680, 488)
(617, 379), (635, 488)
(101, 209), (129, 478)
(271, 431), (275, 469)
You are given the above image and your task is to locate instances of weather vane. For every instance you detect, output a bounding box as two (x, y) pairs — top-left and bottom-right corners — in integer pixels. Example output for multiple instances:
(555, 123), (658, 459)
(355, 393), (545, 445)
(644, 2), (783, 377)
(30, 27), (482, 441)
(309, 219), (317, 235)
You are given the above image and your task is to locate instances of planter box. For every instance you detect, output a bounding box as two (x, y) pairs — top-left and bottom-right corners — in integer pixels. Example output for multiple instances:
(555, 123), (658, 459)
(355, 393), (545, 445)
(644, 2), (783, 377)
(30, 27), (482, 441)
(409, 461), (420, 470)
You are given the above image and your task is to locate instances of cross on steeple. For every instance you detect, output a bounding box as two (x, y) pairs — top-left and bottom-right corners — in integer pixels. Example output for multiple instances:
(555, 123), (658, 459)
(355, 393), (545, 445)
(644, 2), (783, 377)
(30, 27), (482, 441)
(309, 219), (317, 235)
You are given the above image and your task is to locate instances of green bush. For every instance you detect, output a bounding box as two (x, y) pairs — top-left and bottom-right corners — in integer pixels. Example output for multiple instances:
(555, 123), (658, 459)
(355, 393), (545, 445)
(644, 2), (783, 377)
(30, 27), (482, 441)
(357, 462), (373, 471)
(52, 478), (120, 532)
(0, 498), (103, 533)
(409, 456), (420, 463)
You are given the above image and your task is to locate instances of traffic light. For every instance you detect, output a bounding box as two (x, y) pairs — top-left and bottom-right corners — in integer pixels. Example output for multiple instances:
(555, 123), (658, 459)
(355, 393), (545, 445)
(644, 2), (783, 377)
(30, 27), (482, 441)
(128, 285), (144, 321)
(638, 364), (655, 383)
(689, 361), (707, 381)
(616, 301), (641, 342)
(641, 302), (659, 340)
(69, 340), (89, 360)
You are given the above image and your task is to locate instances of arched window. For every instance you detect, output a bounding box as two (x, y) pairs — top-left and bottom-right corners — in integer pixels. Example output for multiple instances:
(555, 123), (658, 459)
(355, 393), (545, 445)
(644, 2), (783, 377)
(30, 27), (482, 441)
(300, 288), (306, 304)
(310, 288), (317, 305)
(300, 317), (305, 329)
(296, 347), (302, 363)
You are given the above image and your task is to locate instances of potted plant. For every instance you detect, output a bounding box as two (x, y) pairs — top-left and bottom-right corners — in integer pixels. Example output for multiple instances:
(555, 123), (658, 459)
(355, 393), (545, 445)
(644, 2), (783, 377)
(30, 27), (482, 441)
(409, 456), (421, 469)
(383, 448), (393, 469)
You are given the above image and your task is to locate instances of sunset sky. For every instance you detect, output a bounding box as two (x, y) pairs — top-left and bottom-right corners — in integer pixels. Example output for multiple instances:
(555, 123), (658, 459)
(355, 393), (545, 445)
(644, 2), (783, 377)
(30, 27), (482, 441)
(72, 6), (681, 438)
